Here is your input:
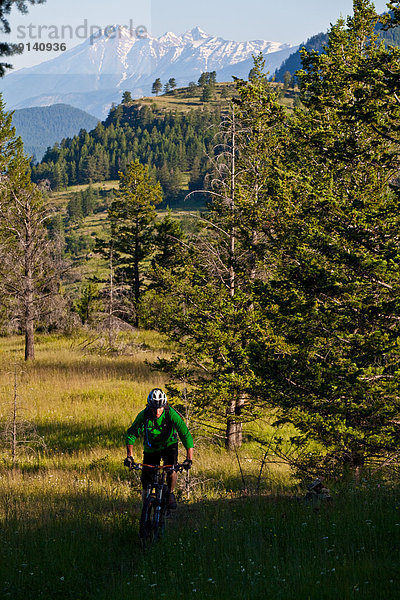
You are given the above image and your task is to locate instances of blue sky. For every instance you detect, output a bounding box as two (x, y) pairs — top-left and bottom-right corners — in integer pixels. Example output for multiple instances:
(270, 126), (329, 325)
(5, 0), (391, 70)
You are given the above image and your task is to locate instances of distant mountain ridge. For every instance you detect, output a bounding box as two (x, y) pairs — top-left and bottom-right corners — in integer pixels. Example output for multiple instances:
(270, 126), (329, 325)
(12, 104), (99, 161)
(0, 26), (295, 117)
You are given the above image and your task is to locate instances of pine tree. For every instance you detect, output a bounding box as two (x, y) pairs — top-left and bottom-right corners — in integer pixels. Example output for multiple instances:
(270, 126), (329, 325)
(168, 77), (177, 91)
(67, 193), (83, 222)
(248, 67), (257, 81)
(201, 84), (213, 102)
(108, 160), (162, 327)
(150, 65), (287, 448)
(198, 72), (208, 87)
(74, 282), (100, 325)
(283, 70), (292, 91)
(81, 185), (96, 216)
(250, 0), (400, 473)
(189, 156), (203, 191)
(188, 82), (197, 96)
(151, 210), (186, 271)
(122, 91), (133, 104)
(221, 86), (231, 99)
(152, 78), (162, 96)
(209, 71), (217, 85)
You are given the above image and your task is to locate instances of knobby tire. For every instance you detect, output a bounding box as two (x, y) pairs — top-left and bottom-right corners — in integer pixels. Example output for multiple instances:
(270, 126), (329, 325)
(140, 495), (157, 548)
(158, 504), (167, 539)
(140, 494), (169, 549)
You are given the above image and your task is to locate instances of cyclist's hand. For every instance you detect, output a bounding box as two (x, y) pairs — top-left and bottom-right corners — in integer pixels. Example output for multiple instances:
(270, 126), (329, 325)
(124, 456), (135, 469)
(182, 459), (192, 471)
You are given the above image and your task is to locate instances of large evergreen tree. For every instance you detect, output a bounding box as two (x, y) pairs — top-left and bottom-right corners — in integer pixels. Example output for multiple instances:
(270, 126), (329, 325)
(168, 78), (177, 91)
(108, 160), (162, 327)
(249, 0), (400, 473)
(148, 2), (400, 467)
(122, 91), (133, 104)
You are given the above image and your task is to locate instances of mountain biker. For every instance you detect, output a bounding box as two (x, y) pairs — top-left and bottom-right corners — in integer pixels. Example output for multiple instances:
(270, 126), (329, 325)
(124, 388), (194, 509)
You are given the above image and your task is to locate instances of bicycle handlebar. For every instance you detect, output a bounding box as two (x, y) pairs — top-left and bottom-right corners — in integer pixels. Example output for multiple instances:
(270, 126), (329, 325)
(132, 463), (183, 471)
(131, 462), (185, 472)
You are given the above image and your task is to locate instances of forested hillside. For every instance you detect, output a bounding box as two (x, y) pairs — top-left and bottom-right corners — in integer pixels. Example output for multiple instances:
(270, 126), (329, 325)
(12, 104), (99, 161)
(32, 100), (221, 202)
(31, 82), (297, 201)
(274, 32), (328, 81)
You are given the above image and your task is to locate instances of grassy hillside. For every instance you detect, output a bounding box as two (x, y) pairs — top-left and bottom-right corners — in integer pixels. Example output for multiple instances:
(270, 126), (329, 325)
(0, 333), (398, 600)
(48, 180), (118, 209)
(128, 81), (298, 112)
(138, 82), (237, 111)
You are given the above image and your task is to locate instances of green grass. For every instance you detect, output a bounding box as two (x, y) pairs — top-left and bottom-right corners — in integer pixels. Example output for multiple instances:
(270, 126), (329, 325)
(137, 82), (300, 113)
(137, 82), (237, 112)
(1, 475), (399, 600)
(0, 333), (398, 599)
(108, 489), (400, 600)
(49, 180), (118, 200)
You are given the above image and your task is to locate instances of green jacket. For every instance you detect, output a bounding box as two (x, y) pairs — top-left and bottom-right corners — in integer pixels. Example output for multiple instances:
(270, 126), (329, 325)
(126, 406), (194, 453)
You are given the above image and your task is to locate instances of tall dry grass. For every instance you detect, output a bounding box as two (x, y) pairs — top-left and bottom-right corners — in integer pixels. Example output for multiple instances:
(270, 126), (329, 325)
(1, 332), (398, 599)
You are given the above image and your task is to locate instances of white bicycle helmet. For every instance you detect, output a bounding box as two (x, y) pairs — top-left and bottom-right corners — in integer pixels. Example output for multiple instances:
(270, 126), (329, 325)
(147, 388), (168, 408)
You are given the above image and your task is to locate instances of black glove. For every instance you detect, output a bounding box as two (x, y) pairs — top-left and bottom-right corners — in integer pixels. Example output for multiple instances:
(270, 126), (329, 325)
(182, 459), (192, 471)
(124, 456), (135, 469)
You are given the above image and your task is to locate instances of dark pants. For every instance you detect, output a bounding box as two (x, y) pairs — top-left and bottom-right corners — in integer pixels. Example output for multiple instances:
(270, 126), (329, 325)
(141, 443), (178, 489)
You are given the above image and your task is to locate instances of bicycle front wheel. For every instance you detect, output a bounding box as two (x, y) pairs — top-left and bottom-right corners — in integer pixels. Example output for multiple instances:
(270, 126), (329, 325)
(139, 495), (157, 548)
(156, 504), (167, 540)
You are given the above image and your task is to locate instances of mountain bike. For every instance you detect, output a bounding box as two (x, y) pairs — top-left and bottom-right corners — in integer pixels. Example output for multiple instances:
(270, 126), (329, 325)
(129, 462), (184, 548)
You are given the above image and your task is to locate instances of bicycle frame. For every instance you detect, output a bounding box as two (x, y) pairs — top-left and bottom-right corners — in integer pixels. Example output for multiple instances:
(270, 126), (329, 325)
(143, 463), (173, 504)
(131, 463), (183, 548)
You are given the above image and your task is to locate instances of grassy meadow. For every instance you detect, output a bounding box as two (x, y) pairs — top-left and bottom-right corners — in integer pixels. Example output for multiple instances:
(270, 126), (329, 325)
(137, 81), (300, 113)
(0, 333), (399, 599)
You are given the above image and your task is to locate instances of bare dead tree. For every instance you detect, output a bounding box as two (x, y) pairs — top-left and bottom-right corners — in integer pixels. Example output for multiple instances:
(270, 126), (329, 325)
(204, 107), (249, 450)
(0, 366), (45, 466)
(0, 175), (61, 360)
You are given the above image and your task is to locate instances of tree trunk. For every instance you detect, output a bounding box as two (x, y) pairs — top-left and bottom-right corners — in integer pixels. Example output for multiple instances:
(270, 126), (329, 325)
(225, 108), (242, 450)
(24, 211), (35, 361)
(25, 317), (35, 361)
(12, 368), (18, 467)
(229, 105), (236, 298)
(346, 450), (365, 482)
(108, 246), (114, 346)
(225, 394), (245, 449)
(133, 219), (140, 328)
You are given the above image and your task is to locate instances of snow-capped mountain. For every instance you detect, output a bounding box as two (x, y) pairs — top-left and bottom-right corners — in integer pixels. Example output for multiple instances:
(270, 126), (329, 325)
(0, 26), (296, 118)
